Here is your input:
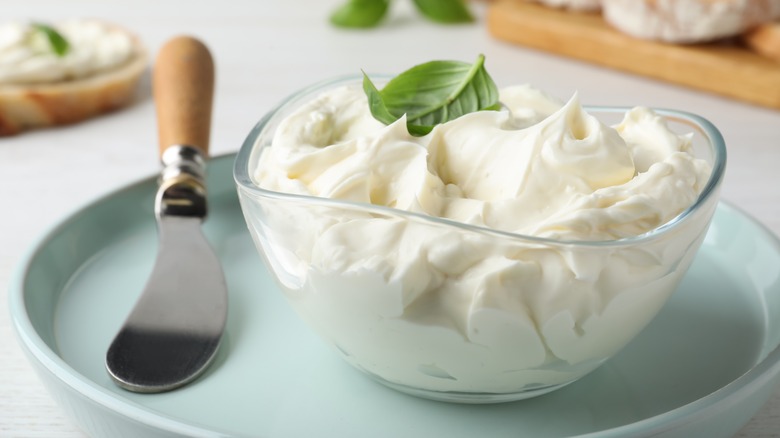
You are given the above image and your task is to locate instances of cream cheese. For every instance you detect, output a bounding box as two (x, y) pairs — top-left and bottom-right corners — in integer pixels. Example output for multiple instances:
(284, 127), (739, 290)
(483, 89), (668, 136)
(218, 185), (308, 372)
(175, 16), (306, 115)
(250, 83), (713, 395)
(257, 85), (710, 240)
(0, 20), (134, 85)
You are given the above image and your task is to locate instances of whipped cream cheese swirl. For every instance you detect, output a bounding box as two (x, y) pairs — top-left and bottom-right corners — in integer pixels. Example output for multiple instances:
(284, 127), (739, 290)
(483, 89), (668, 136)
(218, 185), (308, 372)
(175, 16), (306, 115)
(0, 20), (134, 85)
(257, 85), (710, 241)
(250, 83), (713, 394)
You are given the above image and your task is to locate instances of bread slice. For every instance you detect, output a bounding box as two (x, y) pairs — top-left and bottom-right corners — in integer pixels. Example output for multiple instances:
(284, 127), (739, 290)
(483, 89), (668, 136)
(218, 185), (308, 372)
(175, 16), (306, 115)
(601, 0), (780, 43)
(0, 22), (147, 136)
(742, 20), (780, 61)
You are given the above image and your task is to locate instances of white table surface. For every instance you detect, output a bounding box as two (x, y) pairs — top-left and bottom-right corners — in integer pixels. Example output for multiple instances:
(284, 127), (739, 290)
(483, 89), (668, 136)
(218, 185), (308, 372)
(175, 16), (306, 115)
(1, 1), (779, 437)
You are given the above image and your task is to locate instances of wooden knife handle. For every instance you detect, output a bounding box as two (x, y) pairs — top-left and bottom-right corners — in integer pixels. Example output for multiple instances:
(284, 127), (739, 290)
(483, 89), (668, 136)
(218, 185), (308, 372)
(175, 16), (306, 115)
(153, 36), (215, 158)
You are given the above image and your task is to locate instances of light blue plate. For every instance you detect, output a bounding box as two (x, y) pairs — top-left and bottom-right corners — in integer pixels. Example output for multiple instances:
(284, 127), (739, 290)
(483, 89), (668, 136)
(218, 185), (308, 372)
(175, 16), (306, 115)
(10, 155), (780, 438)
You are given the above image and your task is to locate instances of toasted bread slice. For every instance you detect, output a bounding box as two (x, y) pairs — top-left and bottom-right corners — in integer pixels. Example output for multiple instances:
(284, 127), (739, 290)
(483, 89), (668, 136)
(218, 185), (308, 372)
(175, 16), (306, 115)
(601, 0), (780, 43)
(0, 22), (147, 136)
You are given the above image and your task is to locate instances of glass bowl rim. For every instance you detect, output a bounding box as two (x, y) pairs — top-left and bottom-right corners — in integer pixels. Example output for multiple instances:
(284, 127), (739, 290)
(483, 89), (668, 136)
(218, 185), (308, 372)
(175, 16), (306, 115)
(233, 74), (727, 248)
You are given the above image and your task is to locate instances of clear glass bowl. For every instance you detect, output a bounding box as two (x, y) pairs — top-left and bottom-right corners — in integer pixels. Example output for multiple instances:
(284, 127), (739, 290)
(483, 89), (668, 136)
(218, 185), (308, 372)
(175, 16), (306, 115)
(233, 76), (727, 403)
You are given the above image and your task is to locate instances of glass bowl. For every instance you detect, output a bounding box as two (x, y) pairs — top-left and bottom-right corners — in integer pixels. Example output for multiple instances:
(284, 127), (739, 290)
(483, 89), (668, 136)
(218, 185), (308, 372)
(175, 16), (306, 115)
(233, 76), (727, 403)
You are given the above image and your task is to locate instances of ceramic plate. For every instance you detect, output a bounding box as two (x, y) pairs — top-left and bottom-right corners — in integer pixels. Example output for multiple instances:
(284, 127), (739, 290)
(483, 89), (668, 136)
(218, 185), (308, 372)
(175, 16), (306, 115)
(10, 155), (780, 438)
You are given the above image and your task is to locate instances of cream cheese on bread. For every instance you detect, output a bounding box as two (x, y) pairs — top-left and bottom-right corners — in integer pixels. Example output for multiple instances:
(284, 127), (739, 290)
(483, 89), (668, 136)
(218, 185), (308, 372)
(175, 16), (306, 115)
(0, 20), (146, 136)
(0, 20), (135, 84)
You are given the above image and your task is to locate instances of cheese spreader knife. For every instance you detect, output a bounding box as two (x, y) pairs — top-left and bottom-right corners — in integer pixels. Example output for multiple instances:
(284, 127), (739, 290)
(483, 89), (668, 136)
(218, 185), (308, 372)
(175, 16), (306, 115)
(105, 36), (227, 393)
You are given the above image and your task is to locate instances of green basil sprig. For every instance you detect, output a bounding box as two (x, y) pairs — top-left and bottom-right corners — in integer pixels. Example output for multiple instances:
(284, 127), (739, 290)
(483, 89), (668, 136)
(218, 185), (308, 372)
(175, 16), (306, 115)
(411, 0), (473, 23)
(362, 54), (500, 136)
(331, 0), (473, 29)
(331, 0), (390, 28)
(31, 22), (70, 57)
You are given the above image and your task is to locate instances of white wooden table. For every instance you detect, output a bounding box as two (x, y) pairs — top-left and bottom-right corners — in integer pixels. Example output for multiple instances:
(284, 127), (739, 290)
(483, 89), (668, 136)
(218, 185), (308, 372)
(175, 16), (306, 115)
(1, 1), (779, 436)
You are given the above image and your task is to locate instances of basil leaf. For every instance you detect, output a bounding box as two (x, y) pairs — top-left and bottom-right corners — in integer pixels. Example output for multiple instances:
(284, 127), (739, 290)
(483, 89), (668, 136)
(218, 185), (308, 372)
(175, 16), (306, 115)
(411, 0), (473, 23)
(362, 71), (398, 125)
(363, 54), (500, 136)
(330, 0), (390, 28)
(31, 22), (70, 57)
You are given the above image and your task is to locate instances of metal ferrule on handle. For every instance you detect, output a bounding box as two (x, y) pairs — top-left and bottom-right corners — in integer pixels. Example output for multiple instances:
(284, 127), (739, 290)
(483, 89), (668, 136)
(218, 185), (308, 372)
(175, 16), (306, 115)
(156, 144), (207, 219)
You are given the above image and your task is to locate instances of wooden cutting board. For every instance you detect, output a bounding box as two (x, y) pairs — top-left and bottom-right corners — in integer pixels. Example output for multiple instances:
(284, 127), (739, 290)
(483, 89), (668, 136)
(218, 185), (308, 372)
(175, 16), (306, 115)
(487, 1), (780, 109)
